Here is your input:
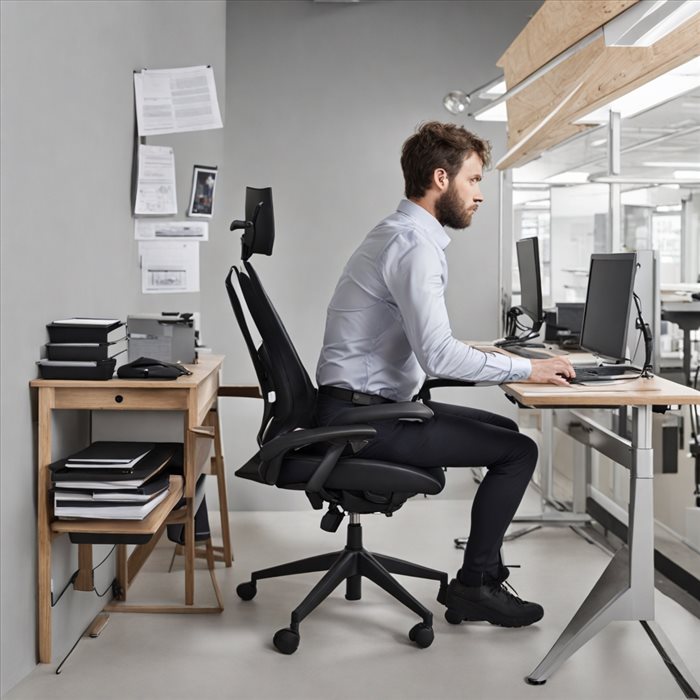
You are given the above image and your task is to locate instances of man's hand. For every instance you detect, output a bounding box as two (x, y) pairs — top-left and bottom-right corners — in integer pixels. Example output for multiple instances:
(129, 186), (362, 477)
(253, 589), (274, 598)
(526, 357), (576, 386)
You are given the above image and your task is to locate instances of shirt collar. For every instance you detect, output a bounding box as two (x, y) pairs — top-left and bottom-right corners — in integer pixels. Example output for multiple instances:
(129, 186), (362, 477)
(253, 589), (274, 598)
(397, 199), (451, 250)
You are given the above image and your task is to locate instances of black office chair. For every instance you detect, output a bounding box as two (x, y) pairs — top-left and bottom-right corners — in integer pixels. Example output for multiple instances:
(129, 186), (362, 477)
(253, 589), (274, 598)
(225, 189), (447, 654)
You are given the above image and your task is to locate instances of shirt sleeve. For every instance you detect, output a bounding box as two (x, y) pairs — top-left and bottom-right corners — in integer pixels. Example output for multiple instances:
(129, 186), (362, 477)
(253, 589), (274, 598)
(381, 233), (531, 383)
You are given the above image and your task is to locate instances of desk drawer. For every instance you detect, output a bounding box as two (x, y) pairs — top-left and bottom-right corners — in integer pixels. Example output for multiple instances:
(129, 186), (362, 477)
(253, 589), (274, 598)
(53, 387), (190, 411)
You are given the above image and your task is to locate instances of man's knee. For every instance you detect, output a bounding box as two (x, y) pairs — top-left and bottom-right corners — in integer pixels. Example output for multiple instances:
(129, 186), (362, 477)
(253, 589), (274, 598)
(516, 433), (538, 476)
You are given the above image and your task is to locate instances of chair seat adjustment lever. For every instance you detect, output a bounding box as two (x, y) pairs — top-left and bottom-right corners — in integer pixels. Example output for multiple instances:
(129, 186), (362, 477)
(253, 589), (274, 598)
(320, 505), (345, 533)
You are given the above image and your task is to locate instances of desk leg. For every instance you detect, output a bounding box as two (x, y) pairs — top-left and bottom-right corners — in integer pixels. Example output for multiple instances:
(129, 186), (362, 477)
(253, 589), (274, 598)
(510, 409), (591, 536)
(184, 412), (195, 605)
(37, 388), (54, 663)
(527, 406), (656, 684)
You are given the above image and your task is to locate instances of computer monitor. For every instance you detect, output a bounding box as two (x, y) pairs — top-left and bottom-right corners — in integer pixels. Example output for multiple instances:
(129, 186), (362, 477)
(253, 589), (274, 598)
(515, 236), (544, 335)
(579, 252), (637, 363)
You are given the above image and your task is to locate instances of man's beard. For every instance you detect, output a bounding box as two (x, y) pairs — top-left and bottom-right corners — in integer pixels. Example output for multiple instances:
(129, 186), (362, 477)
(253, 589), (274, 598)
(435, 184), (472, 229)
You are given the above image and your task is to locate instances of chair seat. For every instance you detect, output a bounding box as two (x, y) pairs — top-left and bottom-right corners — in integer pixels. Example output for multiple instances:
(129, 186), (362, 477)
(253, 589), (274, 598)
(236, 451), (445, 495)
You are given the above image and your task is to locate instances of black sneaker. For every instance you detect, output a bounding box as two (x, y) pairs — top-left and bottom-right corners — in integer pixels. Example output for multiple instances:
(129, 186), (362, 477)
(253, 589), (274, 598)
(437, 577), (544, 628)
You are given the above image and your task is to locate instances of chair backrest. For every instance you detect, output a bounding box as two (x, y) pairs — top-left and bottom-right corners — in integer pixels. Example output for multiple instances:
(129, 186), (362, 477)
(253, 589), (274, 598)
(226, 261), (317, 450)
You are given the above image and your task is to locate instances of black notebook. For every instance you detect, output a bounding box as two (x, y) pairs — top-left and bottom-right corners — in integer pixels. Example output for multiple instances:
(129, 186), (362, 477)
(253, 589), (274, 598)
(47, 318), (125, 344)
(50, 444), (174, 487)
(64, 441), (154, 469)
(53, 474), (170, 501)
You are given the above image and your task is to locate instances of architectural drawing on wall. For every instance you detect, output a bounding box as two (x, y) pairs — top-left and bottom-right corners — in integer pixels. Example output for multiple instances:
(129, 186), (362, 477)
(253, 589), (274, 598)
(134, 220), (208, 240)
(133, 65), (223, 136)
(134, 145), (177, 215)
(139, 240), (199, 294)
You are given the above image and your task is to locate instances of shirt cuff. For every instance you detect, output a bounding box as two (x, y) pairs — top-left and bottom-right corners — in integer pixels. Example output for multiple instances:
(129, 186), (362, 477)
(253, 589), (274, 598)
(509, 357), (532, 382)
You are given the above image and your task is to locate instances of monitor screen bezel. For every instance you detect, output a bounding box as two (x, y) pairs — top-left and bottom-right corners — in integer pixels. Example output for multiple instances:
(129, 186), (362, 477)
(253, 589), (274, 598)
(579, 252), (638, 363)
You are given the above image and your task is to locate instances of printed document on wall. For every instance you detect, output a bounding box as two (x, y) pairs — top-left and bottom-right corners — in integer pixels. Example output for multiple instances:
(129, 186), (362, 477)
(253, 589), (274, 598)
(134, 145), (177, 215)
(134, 65), (223, 136)
(139, 240), (199, 294)
(134, 220), (208, 241)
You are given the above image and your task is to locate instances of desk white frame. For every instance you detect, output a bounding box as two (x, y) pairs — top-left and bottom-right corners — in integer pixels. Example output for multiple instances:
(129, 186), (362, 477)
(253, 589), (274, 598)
(501, 378), (700, 695)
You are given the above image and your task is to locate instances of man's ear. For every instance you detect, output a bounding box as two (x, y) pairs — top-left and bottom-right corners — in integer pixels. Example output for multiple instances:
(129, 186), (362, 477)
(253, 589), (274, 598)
(433, 168), (449, 192)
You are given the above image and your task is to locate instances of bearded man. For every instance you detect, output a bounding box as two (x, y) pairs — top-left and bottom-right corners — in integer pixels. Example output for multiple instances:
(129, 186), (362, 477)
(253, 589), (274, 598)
(315, 121), (574, 628)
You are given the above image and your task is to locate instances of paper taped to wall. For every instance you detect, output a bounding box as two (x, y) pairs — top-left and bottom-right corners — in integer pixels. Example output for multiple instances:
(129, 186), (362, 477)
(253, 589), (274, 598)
(134, 220), (208, 241)
(134, 145), (177, 216)
(133, 65), (223, 136)
(139, 240), (199, 294)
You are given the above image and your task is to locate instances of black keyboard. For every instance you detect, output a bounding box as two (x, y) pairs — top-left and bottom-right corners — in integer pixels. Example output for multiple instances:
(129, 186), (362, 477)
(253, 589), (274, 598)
(505, 346), (551, 359)
(570, 365), (639, 383)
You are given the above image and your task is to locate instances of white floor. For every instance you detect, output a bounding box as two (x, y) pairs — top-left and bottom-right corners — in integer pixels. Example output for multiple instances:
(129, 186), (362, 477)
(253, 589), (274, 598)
(6, 487), (700, 700)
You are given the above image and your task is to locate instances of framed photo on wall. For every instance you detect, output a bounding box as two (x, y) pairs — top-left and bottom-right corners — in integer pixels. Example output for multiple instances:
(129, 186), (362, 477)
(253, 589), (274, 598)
(187, 165), (218, 218)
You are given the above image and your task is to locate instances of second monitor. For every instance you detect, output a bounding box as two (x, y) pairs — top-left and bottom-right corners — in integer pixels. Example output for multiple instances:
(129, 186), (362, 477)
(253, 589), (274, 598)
(497, 236), (545, 350)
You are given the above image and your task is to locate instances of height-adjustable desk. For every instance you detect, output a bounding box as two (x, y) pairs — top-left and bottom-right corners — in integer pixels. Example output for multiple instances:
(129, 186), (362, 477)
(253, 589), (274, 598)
(30, 355), (230, 663)
(501, 375), (700, 691)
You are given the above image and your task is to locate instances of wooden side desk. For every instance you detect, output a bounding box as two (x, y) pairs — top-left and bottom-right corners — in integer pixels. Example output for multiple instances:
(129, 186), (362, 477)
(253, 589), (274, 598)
(501, 375), (700, 691)
(30, 354), (228, 663)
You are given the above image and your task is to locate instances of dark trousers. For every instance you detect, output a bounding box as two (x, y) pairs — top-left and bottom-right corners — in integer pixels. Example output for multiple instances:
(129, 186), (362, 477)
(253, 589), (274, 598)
(315, 395), (538, 580)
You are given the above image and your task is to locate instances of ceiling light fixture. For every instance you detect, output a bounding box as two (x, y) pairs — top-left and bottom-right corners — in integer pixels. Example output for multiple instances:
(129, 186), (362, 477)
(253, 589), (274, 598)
(442, 76), (505, 116)
(445, 2), (699, 124)
(603, 0), (700, 47)
(674, 169), (700, 179)
(576, 56), (700, 123)
(545, 171), (591, 184)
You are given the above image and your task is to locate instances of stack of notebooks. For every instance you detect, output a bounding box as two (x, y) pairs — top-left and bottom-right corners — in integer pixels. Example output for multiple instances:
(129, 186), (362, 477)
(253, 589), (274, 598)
(38, 317), (127, 380)
(50, 442), (175, 520)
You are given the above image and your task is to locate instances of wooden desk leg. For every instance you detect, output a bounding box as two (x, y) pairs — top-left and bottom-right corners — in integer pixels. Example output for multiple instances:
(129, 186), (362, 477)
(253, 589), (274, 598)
(37, 388), (55, 663)
(116, 545), (128, 600)
(74, 545), (94, 591)
(184, 410), (196, 605)
(209, 407), (233, 566)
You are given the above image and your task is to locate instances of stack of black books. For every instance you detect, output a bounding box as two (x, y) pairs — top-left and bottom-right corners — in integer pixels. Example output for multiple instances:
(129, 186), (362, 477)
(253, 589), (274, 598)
(50, 442), (175, 520)
(38, 318), (127, 380)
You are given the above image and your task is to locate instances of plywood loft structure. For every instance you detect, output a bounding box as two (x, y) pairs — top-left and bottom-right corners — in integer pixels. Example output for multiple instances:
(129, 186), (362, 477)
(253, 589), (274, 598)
(495, 0), (700, 169)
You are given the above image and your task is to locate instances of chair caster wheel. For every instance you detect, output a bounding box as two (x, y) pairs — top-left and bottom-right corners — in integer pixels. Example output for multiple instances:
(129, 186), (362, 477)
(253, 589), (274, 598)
(236, 581), (257, 601)
(273, 627), (300, 654)
(408, 623), (434, 648)
(444, 609), (464, 625)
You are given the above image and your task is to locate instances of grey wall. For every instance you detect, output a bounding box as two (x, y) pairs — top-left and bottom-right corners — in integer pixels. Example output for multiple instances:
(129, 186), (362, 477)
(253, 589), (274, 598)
(0, 1), (226, 694)
(0, 0), (540, 693)
(213, 0), (541, 510)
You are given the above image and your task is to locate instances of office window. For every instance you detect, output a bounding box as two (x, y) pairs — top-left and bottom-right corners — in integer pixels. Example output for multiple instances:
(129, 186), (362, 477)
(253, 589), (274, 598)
(652, 212), (682, 284)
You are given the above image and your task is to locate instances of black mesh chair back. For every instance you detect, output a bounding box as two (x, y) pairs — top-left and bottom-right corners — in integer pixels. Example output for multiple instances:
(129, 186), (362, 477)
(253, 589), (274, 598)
(225, 254), (448, 654)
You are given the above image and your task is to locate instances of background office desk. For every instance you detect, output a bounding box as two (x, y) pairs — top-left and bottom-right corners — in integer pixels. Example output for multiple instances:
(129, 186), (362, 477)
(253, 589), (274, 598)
(502, 376), (700, 692)
(30, 355), (228, 663)
(662, 300), (700, 386)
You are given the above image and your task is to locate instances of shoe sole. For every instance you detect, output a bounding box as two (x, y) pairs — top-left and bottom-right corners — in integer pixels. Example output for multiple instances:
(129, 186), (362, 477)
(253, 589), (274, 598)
(441, 597), (543, 628)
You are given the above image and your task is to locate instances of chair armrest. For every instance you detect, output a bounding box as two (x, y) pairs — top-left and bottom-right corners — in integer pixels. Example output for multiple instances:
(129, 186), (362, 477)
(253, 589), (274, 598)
(415, 377), (501, 401)
(330, 402), (434, 425)
(260, 425), (377, 463)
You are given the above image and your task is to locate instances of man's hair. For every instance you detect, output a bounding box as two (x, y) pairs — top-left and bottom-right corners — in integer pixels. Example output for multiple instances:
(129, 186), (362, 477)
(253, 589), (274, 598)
(400, 121), (491, 199)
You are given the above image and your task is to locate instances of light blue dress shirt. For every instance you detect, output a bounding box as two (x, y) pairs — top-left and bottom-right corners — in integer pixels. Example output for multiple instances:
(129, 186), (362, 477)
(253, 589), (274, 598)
(316, 199), (532, 402)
